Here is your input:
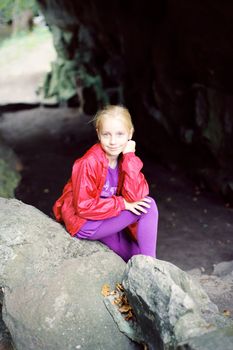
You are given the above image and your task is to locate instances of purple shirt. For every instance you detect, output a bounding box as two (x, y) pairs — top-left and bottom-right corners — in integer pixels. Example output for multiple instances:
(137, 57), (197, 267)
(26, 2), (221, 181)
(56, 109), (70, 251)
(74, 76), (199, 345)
(100, 165), (119, 198)
(76, 165), (119, 236)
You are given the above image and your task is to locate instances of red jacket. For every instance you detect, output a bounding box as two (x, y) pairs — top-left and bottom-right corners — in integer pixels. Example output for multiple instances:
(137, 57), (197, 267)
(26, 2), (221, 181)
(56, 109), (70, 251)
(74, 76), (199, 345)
(53, 143), (149, 237)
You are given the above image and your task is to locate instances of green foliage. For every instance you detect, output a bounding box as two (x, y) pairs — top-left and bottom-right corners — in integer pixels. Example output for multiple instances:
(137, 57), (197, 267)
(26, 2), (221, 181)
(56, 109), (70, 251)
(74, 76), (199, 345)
(0, 25), (53, 57)
(0, 0), (38, 24)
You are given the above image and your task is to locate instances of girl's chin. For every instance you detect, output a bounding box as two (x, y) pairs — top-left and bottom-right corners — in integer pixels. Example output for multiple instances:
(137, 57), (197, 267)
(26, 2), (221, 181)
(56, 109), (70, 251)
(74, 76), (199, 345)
(108, 151), (121, 156)
(106, 148), (122, 156)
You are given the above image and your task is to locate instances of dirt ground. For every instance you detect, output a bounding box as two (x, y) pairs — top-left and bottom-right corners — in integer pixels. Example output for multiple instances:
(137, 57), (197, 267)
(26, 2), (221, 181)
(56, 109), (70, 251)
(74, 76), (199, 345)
(0, 29), (232, 348)
(0, 27), (56, 104)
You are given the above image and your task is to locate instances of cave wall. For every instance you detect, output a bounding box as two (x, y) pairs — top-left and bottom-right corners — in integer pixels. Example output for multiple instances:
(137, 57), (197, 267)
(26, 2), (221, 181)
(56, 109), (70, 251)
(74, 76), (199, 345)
(37, 0), (233, 201)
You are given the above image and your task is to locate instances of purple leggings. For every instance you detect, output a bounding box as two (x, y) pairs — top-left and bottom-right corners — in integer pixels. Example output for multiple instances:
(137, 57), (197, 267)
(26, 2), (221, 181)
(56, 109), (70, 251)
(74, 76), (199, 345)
(75, 197), (158, 262)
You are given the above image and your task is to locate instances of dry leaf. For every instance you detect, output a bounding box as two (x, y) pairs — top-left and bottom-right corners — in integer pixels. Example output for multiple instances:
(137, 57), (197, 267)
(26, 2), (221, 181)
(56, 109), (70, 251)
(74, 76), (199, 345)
(113, 297), (123, 305)
(109, 290), (117, 295)
(101, 284), (110, 297)
(124, 310), (133, 321)
(118, 304), (132, 313)
(205, 323), (215, 329)
(115, 283), (124, 292)
(121, 294), (128, 304)
(223, 309), (231, 317)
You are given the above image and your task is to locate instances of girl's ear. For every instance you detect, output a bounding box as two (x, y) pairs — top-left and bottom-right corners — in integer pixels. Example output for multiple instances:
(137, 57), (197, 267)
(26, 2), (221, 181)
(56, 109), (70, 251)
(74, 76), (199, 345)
(96, 128), (100, 140)
(128, 128), (134, 140)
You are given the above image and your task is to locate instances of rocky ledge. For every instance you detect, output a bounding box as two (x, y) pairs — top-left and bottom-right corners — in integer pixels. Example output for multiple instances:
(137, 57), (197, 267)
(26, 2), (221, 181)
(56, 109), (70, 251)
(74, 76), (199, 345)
(0, 198), (232, 349)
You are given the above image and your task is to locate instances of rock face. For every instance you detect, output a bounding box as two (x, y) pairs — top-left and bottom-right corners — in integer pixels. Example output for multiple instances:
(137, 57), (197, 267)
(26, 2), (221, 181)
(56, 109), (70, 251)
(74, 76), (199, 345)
(0, 198), (138, 350)
(188, 262), (233, 318)
(1, 199), (232, 349)
(121, 256), (232, 350)
(37, 0), (233, 202)
(177, 326), (233, 350)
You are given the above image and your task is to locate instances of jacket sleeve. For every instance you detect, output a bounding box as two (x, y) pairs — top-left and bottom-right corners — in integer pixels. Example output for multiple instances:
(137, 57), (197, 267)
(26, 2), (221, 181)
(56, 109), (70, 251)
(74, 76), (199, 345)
(72, 158), (125, 220)
(53, 180), (72, 222)
(120, 152), (149, 202)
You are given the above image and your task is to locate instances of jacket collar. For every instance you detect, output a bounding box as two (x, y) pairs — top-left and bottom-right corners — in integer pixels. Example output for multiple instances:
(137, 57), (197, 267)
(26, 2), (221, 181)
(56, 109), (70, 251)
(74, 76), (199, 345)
(86, 142), (123, 167)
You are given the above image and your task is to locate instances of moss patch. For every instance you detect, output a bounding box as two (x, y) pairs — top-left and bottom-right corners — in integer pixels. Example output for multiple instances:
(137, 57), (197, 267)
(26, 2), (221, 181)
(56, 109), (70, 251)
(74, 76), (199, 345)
(0, 158), (20, 198)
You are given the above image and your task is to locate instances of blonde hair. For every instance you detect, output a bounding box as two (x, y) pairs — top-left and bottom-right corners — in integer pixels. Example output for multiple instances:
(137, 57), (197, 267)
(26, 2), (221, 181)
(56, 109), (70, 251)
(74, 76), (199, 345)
(93, 105), (134, 133)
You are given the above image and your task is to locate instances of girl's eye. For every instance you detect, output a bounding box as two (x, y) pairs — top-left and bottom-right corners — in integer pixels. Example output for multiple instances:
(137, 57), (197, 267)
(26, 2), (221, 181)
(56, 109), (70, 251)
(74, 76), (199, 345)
(117, 132), (124, 136)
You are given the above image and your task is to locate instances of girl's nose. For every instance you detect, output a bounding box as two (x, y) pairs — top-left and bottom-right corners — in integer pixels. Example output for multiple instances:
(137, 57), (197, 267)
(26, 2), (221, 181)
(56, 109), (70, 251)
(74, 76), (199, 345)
(110, 135), (116, 144)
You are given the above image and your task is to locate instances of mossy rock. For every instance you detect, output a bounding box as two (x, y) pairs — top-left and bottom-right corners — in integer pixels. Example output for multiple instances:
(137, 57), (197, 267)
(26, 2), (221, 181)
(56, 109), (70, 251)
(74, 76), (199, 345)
(0, 158), (20, 198)
(0, 140), (21, 198)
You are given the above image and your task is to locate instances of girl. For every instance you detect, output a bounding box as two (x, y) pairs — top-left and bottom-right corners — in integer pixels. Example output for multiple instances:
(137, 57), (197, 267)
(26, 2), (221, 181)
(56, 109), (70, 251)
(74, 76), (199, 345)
(53, 105), (158, 262)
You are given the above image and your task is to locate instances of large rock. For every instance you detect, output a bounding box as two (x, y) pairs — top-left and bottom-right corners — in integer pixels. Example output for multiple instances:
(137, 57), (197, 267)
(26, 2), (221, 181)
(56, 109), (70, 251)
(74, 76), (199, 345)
(188, 262), (233, 319)
(121, 256), (232, 350)
(177, 326), (233, 350)
(0, 198), (139, 350)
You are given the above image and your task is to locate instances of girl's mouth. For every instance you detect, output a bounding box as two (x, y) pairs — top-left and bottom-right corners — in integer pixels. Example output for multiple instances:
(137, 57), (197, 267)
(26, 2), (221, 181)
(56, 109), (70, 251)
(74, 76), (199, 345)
(108, 147), (119, 151)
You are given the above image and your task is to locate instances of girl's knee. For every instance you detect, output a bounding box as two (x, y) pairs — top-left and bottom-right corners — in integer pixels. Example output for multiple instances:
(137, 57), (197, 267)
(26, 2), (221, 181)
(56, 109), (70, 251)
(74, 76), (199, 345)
(147, 196), (159, 216)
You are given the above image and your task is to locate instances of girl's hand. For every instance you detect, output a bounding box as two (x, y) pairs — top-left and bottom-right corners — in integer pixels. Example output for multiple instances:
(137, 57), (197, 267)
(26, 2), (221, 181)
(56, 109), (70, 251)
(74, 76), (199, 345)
(123, 197), (151, 215)
(123, 140), (136, 154)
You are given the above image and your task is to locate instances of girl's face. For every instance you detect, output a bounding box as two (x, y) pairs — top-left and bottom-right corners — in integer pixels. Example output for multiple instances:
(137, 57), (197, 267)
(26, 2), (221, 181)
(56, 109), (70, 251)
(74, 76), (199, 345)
(97, 116), (133, 159)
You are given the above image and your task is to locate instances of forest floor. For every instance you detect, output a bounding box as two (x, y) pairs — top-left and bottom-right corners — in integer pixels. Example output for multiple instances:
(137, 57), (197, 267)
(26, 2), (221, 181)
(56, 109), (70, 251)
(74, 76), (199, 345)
(0, 25), (56, 104)
(0, 26), (233, 348)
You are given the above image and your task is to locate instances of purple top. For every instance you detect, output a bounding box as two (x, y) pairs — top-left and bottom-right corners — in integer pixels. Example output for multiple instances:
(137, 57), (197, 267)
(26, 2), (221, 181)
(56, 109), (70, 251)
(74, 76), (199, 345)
(76, 165), (119, 236)
(100, 165), (119, 198)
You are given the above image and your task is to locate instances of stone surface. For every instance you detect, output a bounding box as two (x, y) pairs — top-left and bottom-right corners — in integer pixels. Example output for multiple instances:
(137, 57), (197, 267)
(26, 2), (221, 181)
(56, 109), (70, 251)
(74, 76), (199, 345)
(0, 198), (139, 350)
(188, 262), (233, 322)
(212, 260), (233, 277)
(121, 256), (232, 350)
(177, 325), (233, 350)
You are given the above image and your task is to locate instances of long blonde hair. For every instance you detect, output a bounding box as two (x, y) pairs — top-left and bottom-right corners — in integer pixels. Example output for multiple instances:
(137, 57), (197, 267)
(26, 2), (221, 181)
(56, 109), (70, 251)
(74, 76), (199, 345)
(93, 105), (134, 133)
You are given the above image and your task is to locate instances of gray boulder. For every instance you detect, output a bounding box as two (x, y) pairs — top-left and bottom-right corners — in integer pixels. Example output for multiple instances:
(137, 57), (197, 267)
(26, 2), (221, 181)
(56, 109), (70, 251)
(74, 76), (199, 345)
(188, 263), (233, 321)
(177, 325), (233, 350)
(0, 198), (139, 350)
(121, 256), (232, 350)
(212, 260), (233, 277)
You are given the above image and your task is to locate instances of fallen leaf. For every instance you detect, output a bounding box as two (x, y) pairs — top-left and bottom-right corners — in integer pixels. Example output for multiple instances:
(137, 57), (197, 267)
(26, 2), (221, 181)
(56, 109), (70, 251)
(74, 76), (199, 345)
(109, 290), (117, 296)
(115, 283), (124, 292)
(223, 310), (231, 317)
(101, 284), (110, 297)
(205, 323), (215, 329)
(124, 310), (134, 321)
(113, 297), (123, 305)
(118, 304), (132, 313)
(121, 294), (128, 304)
(15, 161), (23, 171)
